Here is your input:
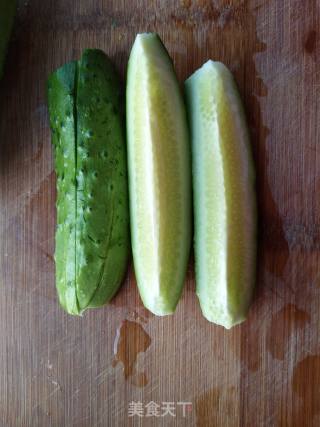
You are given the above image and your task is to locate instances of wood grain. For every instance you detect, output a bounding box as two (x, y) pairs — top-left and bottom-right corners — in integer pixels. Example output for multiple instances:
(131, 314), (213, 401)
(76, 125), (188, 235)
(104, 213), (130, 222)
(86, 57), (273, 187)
(0, 0), (319, 426)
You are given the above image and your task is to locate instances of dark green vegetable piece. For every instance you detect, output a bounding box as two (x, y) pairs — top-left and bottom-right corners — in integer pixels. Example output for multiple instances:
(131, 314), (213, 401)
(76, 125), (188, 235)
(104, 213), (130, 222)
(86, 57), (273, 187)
(48, 61), (78, 314)
(0, 0), (16, 78)
(47, 49), (130, 315)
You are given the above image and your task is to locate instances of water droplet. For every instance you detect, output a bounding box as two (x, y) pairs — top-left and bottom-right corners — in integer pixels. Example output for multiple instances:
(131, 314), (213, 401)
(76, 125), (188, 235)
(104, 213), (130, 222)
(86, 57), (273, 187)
(112, 320), (151, 387)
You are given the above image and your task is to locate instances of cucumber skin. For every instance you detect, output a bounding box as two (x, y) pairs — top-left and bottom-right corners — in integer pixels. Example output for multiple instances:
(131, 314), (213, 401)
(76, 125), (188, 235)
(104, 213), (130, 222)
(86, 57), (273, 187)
(48, 62), (78, 315)
(0, 0), (16, 78)
(127, 33), (192, 315)
(76, 49), (130, 310)
(185, 61), (257, 329)
(47, 50), (130, 315)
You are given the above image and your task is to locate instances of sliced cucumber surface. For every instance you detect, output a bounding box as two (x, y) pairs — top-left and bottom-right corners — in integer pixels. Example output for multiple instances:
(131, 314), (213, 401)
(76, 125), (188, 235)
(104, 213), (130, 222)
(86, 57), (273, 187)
(127, 33), (192, 315)
(185, 61), (256, 329)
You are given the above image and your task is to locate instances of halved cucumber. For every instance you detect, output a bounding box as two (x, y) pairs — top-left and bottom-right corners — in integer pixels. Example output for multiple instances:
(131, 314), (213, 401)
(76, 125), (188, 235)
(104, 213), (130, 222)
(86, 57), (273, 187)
(127, 33), (192, 315)
(47, 50), (130, 315)
(185, 61), (256, 329)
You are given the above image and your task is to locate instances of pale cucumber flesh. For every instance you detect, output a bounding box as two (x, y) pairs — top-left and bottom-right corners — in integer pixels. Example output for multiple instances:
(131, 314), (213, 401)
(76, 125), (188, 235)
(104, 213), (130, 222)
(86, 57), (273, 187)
(127, 33), (192, 315)
(185, 61), (256, 329)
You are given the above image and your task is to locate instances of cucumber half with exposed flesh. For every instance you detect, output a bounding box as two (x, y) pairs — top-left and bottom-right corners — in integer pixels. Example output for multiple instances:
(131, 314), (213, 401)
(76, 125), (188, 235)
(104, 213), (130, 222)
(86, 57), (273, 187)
(47, 49), (130, 315)
(185, 61), (256, 329)
(127, 33), (192, 315)
(0, 0), (16, 79)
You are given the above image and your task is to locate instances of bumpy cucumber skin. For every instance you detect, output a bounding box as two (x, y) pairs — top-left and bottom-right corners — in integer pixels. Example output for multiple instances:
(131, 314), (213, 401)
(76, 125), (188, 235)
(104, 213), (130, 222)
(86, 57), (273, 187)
(0, 0), (16, 78)
(47, 62), (79, 315)
(47, 50), (130, 315)
(185, 61), (257, 329)
(127, 33), (192, 315)
(76, 49), (130, 309)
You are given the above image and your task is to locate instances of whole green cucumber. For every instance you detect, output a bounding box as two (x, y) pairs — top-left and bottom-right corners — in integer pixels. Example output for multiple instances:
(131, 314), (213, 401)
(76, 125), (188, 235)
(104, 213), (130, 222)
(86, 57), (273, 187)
(47, 49), (130, 315)
(0, 0), (16, 78)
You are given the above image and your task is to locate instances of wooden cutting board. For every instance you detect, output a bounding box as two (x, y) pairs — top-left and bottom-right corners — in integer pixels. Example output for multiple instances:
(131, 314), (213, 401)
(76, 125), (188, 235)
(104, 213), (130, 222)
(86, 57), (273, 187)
(0, 0), (319, 426)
